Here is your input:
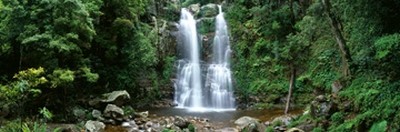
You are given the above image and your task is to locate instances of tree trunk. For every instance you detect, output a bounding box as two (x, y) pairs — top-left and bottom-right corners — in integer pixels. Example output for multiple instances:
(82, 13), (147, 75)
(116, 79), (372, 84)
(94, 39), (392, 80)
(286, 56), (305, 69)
(285, 64), (296, 114)
(322, 0), (352, 77)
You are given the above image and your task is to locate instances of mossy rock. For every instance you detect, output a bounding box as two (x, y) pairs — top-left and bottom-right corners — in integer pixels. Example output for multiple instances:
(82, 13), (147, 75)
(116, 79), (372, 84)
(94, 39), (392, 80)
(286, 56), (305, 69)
(197, 17), (215, 34)
(199, 3), (219, 18)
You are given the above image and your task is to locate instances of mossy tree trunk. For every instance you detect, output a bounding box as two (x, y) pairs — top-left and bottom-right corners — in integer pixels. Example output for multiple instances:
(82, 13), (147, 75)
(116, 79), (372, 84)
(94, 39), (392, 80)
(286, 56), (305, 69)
(285, 64), (296, 114)
(322, 0), (352, 78)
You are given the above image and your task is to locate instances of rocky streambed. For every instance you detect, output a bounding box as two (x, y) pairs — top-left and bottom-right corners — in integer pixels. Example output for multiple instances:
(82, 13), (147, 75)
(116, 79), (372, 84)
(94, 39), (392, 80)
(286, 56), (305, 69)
(45, 90), (308, 132)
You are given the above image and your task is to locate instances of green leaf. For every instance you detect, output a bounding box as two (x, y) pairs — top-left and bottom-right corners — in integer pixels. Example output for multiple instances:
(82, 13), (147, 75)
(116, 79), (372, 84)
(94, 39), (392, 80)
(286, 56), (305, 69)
(369, 120), (387, 132)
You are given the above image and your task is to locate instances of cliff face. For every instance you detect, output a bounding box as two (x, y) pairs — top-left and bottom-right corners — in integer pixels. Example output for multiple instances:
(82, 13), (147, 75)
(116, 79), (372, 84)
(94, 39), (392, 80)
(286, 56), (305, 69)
(150, 1), (222, 62)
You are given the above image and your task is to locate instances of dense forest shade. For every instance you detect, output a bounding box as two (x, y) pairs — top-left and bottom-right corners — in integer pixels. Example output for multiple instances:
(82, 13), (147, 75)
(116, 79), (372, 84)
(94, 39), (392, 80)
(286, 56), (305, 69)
(0, 0), (173, 120)
(222, 0), (400, 131)
(0, 0), (400, 131)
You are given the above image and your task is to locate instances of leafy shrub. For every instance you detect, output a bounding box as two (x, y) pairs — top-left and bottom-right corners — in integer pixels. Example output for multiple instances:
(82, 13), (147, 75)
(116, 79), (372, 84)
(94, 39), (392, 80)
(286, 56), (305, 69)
(39, 107), (53, 121)
(369, 120), (387, 132)
(330, 112), (344, 125)
(0, 120), (53, 132)
(188, 123), (195, 132)
(312, 127), (324, 132)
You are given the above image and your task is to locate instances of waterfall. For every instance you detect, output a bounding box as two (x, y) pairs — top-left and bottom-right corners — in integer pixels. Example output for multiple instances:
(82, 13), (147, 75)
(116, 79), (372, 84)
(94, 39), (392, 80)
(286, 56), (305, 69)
(175, 8), (203, 109)
(205, 5), (235, 109)
(174, 6), (235, 111)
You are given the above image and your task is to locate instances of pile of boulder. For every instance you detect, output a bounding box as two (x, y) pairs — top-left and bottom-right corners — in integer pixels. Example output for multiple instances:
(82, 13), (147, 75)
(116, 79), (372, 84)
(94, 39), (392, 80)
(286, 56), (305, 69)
(85, 90), (132, 132)
(233, 115), (306, 132)
(84, 90), (216, 132)
(82, 90), (312, 132)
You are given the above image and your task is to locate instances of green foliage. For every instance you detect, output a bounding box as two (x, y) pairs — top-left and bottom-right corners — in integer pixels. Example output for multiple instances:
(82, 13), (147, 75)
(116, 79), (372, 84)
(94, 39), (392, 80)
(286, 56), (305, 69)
(0, 0), (162, 121)
(253, 103), (274, 109)
(162, 129), (175, 132)
(39, 107), (53, 121)
(373, 34), (400, 79)
(48, 69), (74, 88)
(198, 18), (215, 34)
(369, 120), (387, 132)
(182, 0), (215, 7)
(0, 120), (22, 132)
(224, 0), (400, 131)
(329, 76), (400, 131)
(122, 106), (136, 116)
(188, 123), (195, 132)
(226, 0), (316, 105)
(80, 67), (99, 83)
(0, 67), (47, 105)
(22, 122), (47, 132)
(330, 112), (344, 126)
(374, 34), (400, 59)
(312, 127), (324, 132)
(265, 126), (274, 132)
(0, 120), (48, 132)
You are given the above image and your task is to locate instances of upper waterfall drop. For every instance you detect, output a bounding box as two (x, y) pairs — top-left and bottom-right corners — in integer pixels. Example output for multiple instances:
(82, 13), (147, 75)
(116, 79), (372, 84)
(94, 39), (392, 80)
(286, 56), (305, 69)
(174, 5), (235, 111)
(175, 8), (203, 109)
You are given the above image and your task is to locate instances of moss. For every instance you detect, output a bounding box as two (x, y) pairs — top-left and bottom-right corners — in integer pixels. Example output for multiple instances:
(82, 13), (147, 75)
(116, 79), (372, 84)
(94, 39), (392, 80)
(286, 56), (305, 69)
(197, 18), (215, 34)
(253, 103), (274, 109)
(289, 113), (313, 127)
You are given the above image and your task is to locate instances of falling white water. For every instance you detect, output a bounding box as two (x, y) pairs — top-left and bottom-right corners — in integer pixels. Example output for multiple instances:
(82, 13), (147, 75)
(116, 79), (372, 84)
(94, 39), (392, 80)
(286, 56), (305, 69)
(174, 6), (235, 111)
(175, 8), (203, 109)
(205, 5), (235, 109)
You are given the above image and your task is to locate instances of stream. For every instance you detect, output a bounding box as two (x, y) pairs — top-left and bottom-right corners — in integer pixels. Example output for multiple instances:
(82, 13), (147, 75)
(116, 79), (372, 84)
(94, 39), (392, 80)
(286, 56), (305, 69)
(144, 107), (303, 128)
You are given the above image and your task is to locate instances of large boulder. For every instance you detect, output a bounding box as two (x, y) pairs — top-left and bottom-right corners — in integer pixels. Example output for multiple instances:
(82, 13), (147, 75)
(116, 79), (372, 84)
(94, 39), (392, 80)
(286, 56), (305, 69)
(310, 95), (337, 118)
(72, 107), (88, 121)
(101, 90), (130, 106)
(135, 111), (149, 118)
(271, 114), (297, 126)
(88, 90), (130, 108)
(242, 122), (266, 132)
(122, 120), (139, 132)
(234, 116), (259, 127)
(85, 120), (105, 132)
(92, 109), (104, 121)
(103, 104), (124, 119)
(188, 3), (201, 15)
(235, 116), (266, 132)
(174, 116), (190, 128)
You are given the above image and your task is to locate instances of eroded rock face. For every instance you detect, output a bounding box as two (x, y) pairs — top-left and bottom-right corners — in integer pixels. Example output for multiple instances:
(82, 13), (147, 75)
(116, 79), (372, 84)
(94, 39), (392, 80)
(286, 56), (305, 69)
(85, 120), (105, 132)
